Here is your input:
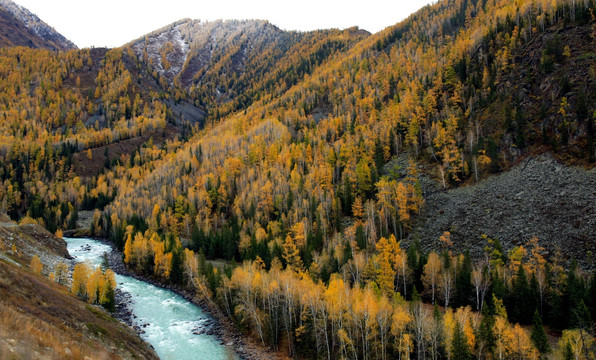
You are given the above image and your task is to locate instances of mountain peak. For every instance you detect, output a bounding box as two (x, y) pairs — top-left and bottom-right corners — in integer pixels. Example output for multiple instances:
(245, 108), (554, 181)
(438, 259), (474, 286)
(0, 0), (76, 50)
(128, 18), (284, 87)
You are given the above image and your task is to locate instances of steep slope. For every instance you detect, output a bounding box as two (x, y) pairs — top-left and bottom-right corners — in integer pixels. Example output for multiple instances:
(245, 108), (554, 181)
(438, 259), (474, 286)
(0, 261), (157, 359)
(0, 219), (158, 359)
(0, 0), (76, 50)
(0, 42), (209, 228)
(414, 154), (596, 266)
(0, 6), (50, 48)
(0, 13), (367, 227)
(0, 0), (590, 357)
(103, 0), (595, 266)
(129, 19), (369, 118)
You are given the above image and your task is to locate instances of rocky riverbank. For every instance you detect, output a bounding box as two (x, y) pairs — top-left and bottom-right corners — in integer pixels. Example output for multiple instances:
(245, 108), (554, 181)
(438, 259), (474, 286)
(88, 238), (283, 360)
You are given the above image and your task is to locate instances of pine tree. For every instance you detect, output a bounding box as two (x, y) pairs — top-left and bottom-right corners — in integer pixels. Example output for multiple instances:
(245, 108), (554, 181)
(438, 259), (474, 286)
(101, 252), (110, 271)
(528, 272), (539, 320)
(511, 263), (530, 324)
(565, 262), (585, 329)
(531, 309), (550, 356)
(102, 278), (116, 312)
(477, 306), (496, 359)
(571, 300), (591, 331)
(454, 249), (472, 307)
(589, 270), (596, 324)
(170, 247), (184, 285)
(451, 321), (471, 360)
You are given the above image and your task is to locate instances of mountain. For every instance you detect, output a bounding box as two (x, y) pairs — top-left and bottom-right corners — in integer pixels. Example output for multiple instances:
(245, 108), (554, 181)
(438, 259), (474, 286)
(129, 19), (368, 118)
(0, 0), (595, 358)
(128, 19), (283, 88)
(108, 0), (595, 261)
(0, 0), (76, 50)
(0, 16), (367, 228)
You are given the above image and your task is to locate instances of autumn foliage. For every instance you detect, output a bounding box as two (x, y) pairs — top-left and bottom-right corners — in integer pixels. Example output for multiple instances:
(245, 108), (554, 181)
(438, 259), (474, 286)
(1, 0), (595, 358)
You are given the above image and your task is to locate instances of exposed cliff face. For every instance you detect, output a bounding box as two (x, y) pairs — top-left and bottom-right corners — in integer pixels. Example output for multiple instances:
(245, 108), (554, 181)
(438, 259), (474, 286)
(480, 22), (596, 165)
(0, 0), (76, 50)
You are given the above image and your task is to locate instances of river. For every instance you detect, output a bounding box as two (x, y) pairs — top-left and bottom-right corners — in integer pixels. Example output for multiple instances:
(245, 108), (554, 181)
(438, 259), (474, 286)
(65, 237), (237, 360)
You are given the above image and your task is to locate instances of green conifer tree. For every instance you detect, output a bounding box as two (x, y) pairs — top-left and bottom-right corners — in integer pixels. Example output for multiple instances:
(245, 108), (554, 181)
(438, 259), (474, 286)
(563, 341), (573, 360)
(531, 309), (550, 357)
(451, 321), (471, 360)
(477, 306), (496, 359)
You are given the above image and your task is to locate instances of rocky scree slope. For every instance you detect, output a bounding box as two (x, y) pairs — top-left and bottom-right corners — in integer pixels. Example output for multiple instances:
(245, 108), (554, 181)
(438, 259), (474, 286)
(412, 154), (596, 268)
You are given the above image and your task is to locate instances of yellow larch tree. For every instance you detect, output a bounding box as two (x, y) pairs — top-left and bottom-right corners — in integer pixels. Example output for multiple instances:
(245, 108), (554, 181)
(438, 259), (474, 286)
(123, 233), (133, 264)
(71, 262), (90, 299)
(30, 255), (43, 275)
(283, 234), (303, 272)
(376, 236), (396, 295)
(352, 196), (365, 220)
(506, 323), (537, 359)
(99, 269), (116, 305)
(86, 266), (104, 304)
(391, 301), (412, 360)
(54, 262), (69, 284)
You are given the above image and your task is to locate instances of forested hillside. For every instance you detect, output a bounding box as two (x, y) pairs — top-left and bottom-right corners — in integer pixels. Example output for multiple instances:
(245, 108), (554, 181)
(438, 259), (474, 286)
(0, 45), (183, 233)
(96, 0), (596, 358)
(0, 20), (365, 235)
(128, 19), (369, 121)
(0, 0), (595, 358)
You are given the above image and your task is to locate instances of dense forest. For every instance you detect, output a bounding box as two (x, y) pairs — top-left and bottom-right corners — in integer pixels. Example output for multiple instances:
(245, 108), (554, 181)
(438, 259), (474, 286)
(0, 0), (595, 358)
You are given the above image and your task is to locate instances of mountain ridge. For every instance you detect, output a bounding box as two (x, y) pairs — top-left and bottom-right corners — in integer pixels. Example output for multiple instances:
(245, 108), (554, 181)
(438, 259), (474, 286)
(0, 1), (595, 358)
(0, 0), (76, 50)
(126, 18), (369, 121)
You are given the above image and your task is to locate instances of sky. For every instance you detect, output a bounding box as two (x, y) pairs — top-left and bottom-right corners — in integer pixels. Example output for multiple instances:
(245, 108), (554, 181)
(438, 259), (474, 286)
(14, 0), (435, 48)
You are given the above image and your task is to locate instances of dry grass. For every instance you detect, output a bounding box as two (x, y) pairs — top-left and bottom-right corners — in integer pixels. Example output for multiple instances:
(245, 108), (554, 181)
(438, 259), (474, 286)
(0, 260), (158, 360)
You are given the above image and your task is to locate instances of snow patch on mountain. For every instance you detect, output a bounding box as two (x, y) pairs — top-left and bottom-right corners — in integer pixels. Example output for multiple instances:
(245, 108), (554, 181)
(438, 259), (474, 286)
(131, 23), (189, 85)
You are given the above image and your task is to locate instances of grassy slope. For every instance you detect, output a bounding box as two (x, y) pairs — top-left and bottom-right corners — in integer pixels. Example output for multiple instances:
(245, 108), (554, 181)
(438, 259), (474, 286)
(0, 260), (158, 360)
(0, 219), (158, 360)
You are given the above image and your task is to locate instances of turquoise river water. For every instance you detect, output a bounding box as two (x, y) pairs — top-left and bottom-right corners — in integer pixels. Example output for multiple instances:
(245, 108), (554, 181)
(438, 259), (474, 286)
(65, 237), (237, 360)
